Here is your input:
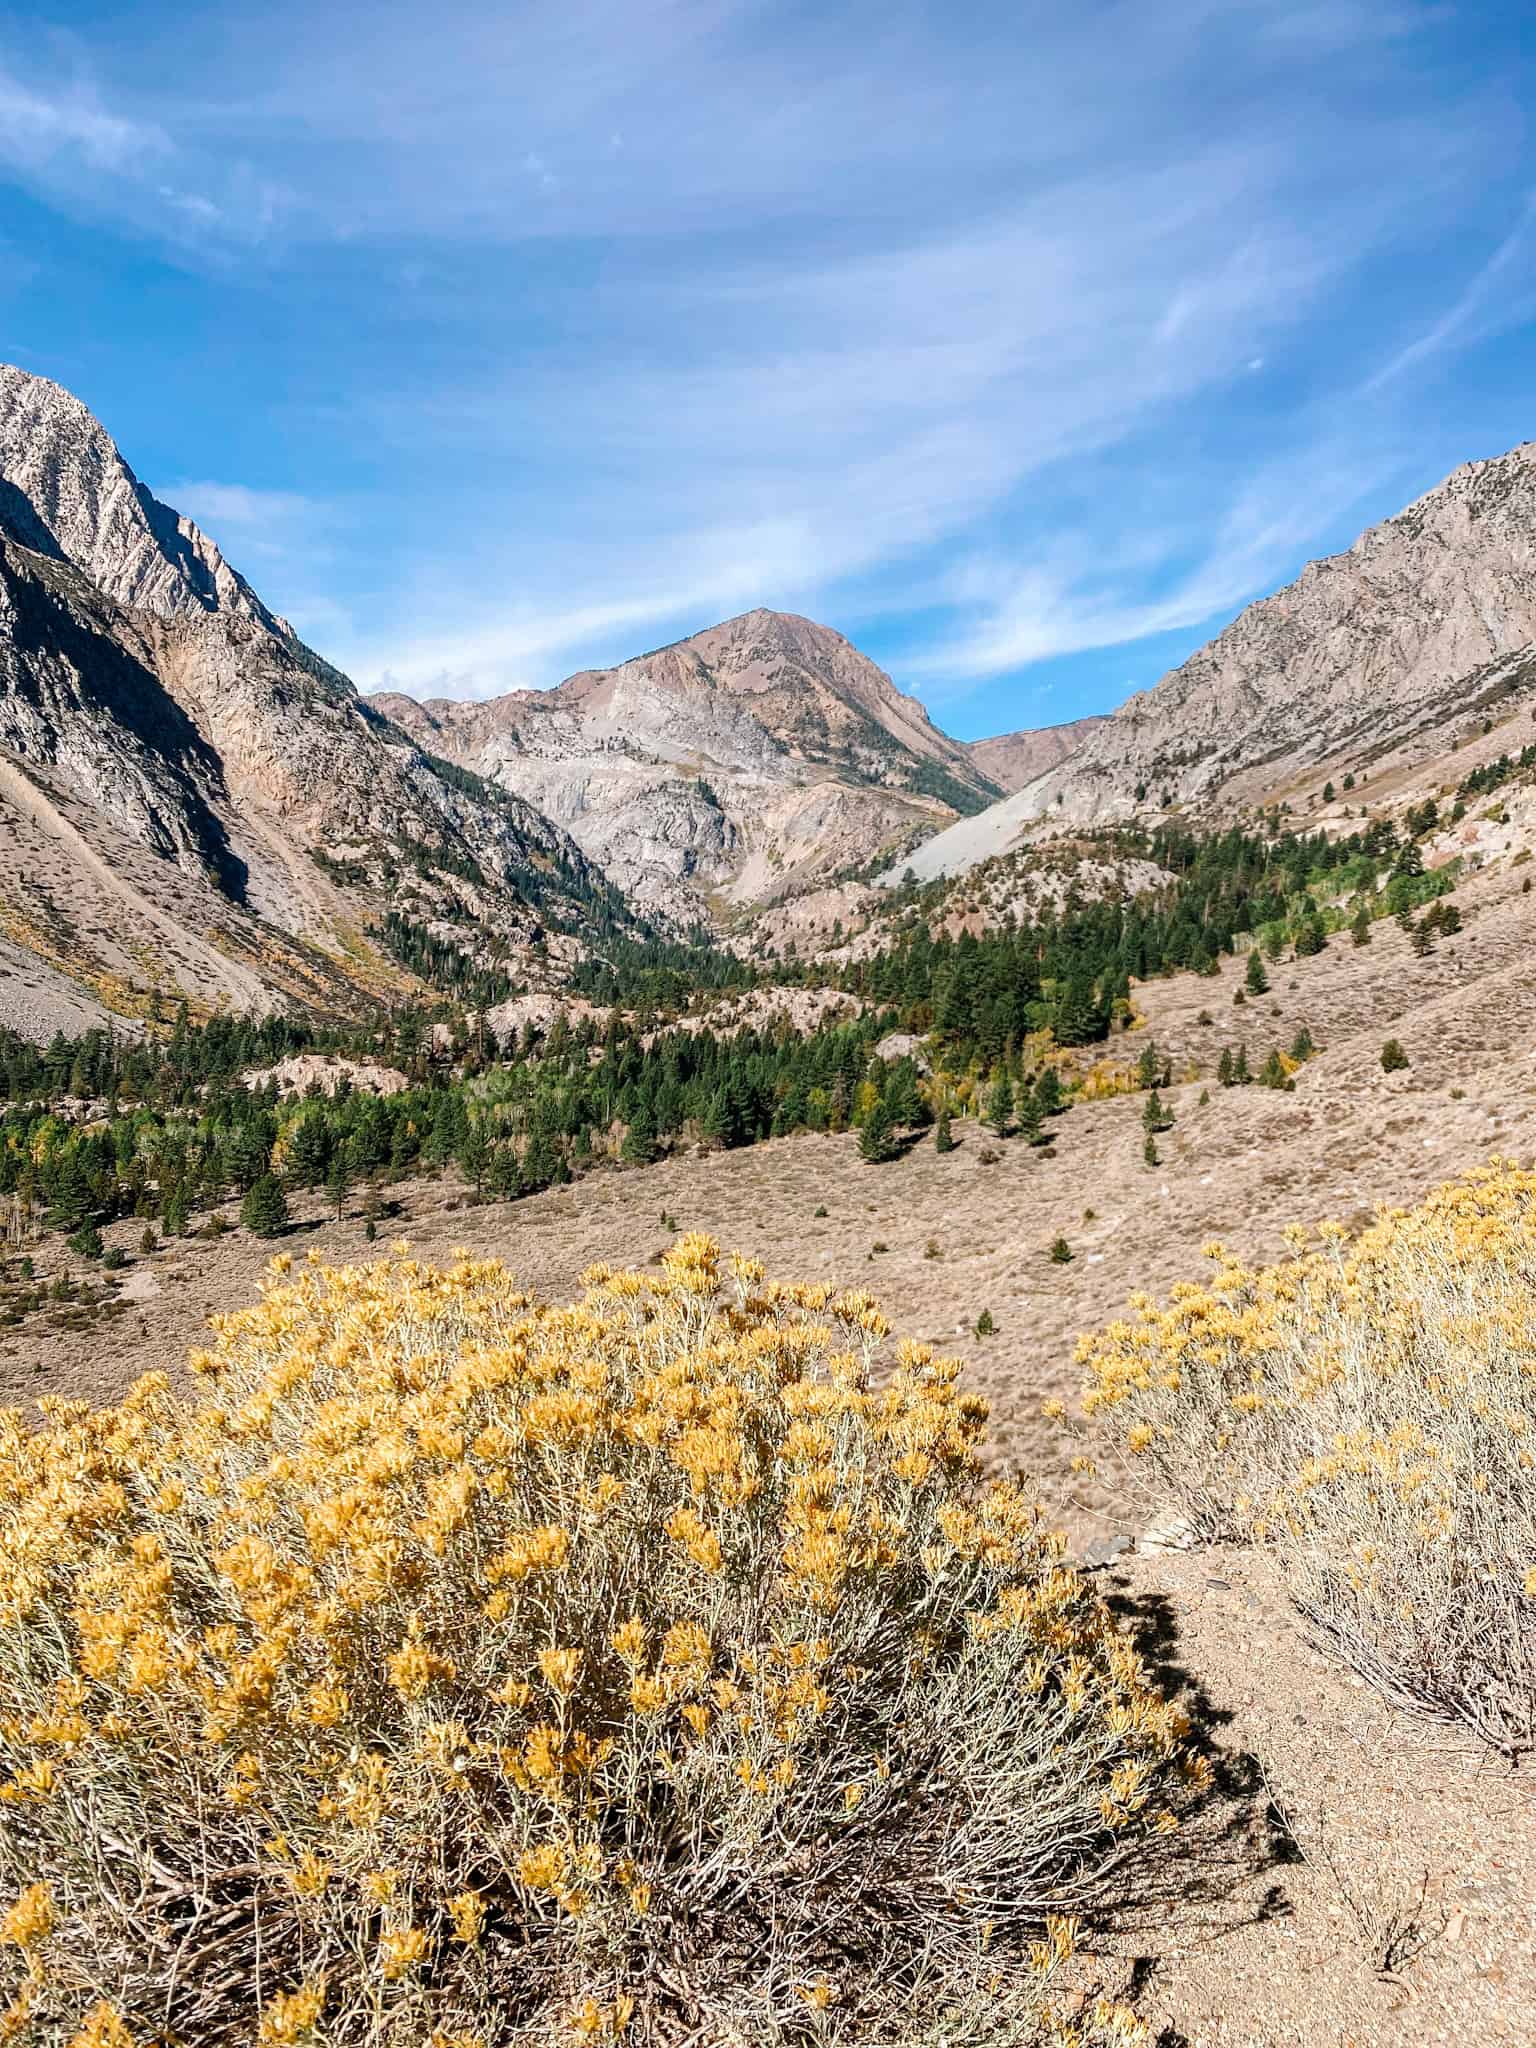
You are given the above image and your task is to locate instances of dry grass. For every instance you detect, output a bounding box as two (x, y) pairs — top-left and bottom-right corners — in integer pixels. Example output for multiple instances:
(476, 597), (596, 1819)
(1078, 1163), (1536, 1755)
(0, 1239), (1192, 2046)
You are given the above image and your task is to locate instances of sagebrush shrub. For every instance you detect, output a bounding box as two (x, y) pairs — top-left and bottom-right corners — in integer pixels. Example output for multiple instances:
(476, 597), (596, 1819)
(1076, 1165), (1536, 1755)
(0, 1238), (1190, 2046)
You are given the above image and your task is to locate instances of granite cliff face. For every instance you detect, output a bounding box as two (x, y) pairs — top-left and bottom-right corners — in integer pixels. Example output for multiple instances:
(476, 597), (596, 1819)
(0, 367), (643, 1034)
(0, 366), (291, 635)
(372, 609), (1001, 924)
(894, 442), (1536, 882)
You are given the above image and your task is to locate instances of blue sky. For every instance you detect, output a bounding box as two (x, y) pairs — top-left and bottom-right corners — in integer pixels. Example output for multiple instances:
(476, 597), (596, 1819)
(0, 0), (1533, 740)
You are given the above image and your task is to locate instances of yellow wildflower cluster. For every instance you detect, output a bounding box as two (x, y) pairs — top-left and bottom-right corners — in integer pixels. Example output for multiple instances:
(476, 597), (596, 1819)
(1077, 1163), (1536, 1753)
(0, 1234), (1190, 2043)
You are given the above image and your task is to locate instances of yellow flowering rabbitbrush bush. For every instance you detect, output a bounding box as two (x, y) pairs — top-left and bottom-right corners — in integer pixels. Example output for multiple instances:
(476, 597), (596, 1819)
(1078, 1163), (1536, 1757)
(0, 1236), (1191, 2048)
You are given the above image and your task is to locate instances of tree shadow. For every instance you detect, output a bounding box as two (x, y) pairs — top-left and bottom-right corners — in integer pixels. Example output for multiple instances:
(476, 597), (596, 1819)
(1082, 1584), (1303, 1956)
(893, 1127), (939, 1160)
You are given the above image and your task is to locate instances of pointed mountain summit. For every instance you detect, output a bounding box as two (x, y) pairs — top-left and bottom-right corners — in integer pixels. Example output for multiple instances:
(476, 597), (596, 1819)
(0, 365), (290, 635)
(0, 369), (646, 1035)
(372, 608), (1000, 923)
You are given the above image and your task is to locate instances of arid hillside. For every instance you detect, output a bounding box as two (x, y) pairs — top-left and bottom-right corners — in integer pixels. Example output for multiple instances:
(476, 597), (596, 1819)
(10, 844), (1529, 1445)
(895, 442), (1536, 885)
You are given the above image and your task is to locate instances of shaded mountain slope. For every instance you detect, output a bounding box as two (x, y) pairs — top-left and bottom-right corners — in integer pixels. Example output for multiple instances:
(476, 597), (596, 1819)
(0, 369), (647, 1036)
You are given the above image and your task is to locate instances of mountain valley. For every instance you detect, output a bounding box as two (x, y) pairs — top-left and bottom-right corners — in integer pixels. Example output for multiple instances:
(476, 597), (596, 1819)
(12, 366), (1536, 1027)
(4, 365), (1536, 2048)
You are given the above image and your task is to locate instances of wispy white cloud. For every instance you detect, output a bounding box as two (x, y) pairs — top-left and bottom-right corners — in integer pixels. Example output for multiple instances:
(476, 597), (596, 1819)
(165, 478), (324, 540)
(909, 440), (1398, 687)
(1362, 194), (1536, 395)
(0, 49), (290, 244)
(1, 0), (1525, 718)
(168, 477), (313, 518)
(0, 63), (166, 174)
(328, 144), (1402, 695)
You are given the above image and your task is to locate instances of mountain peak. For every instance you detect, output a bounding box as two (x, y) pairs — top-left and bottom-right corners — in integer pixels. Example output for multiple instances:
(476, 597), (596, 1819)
(895, 434), (1536, 884)
(0, 363), (290, 636)
(369, 604), (999, 924)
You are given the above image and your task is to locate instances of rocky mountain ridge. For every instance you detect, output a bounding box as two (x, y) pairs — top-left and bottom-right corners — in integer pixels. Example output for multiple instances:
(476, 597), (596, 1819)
(964, 716), (1107, 794)
(0, 367), (645, 1035)
(895, 441), (1536, 882)
(0, 366), (290, 635)
(371, 609), (1001, 924)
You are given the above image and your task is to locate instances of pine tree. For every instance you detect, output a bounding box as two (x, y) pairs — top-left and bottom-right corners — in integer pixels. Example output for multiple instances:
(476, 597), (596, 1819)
(1380, 1039), (1410, 1073)
(287, 1114), (332, 1188)
(1017, 1087), (1044, 1145)
(984, 1073), (1014, 1139)
(240, 1175), (289, 1239)
(703, 1084), (747, 1151)
(934, 1108), (957, 1154)
(522, 1134), (561, 1194)
(1393, 839), (1425, 880)
(226, 1123), (272, 1193)
(1053, 972), (1104, 1048)
(1136, 1041), (1160, 1090)
(1143, 1132), (1159, 1168)
(1217, 1047), (1234, 1088)
(326, 1151), (353, 1222)
(1245, 949), (1269, 995)
(1142, 1089), (1173, 1134)
(47, 1155), (95, 1231)
(858, 1098), (899, 1164)
(1351, 905), (1372, 947)
(457, 1125), (491, 1194)
(1233, 1046), (1252, 1086)
(622, 1103), (659, 1165)
(887, 1061), (931, 1129)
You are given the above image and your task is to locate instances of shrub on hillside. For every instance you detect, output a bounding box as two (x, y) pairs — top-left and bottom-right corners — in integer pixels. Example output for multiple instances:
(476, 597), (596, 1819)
(1076, 1165), (1536, 1756)
(0, 1239), (1191, 2046)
